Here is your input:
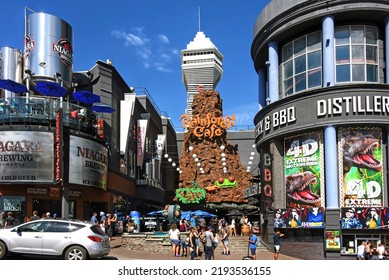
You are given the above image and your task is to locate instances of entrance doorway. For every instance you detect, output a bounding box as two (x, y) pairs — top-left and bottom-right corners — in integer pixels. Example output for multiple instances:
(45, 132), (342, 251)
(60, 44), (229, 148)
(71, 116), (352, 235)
(32, 199), (61, 217)
(83, 201), (107, 220)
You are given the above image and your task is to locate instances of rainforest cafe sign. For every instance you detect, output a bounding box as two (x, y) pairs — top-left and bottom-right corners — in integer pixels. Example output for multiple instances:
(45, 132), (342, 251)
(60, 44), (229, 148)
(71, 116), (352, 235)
(180, 113), (236, 139)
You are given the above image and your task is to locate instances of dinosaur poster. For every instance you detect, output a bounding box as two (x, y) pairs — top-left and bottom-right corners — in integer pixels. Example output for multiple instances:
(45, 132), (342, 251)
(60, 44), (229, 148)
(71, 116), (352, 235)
(339, 128), (383, 207)
(284, 131), (324, 208)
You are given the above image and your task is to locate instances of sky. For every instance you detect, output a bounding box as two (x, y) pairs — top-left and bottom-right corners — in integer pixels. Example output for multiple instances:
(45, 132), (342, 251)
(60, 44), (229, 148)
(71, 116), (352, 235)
(2, 0), (270, 130)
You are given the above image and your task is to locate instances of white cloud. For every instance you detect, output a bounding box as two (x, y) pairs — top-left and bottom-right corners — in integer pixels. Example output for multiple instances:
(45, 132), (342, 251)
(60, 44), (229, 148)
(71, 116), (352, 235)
(111, 27), (178, 72)
(111, 30), (147, 46)
(158, 34), (169, 44)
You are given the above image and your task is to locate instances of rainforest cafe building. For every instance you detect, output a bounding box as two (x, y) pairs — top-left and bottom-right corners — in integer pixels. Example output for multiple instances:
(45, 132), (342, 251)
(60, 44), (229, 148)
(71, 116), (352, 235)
(254, 87), (389, 260)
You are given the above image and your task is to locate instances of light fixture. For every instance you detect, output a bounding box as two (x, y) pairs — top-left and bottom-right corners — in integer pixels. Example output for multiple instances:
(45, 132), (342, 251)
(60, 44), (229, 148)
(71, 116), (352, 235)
(252, 144), (256, 148)
(176, 168), (180, 171)
(197, 162), (201, 167)
(189, 146), (194, 151)
(194, 158), (199, 162)
(221, 153), (226, 157)
(220, 145), (225, 151)
(248, 161), (252, 165)
(172, 162), (176, 167)
(249, 156), (254, 160)
(192, 154), (197, 158)
(221, 158), (226, 162)
(164, 154), (169, 158)
(251, 152), (255, 156)
(168, 158), (172, 162)
(222, 162), (226, 166)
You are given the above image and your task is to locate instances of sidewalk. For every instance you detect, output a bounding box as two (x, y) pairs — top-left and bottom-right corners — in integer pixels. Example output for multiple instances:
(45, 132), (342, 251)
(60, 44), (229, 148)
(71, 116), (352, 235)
(107, 237), (299, 260)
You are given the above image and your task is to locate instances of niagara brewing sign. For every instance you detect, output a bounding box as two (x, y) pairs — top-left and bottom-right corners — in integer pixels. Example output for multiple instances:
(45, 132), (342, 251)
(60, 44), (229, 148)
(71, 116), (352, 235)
(0, 131), (55, 182)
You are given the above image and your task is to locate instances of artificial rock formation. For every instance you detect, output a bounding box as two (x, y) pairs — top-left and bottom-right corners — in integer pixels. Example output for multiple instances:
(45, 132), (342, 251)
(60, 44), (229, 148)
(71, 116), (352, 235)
(177, 89), (252, 204)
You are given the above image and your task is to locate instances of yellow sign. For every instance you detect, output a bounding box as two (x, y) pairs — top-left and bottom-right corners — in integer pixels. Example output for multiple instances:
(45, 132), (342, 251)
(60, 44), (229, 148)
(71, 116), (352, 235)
(180, 113), (236, 139)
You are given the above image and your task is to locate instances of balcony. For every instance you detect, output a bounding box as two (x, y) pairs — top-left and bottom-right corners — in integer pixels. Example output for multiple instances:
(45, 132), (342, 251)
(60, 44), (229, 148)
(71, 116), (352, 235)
(0, 96), (100, 136)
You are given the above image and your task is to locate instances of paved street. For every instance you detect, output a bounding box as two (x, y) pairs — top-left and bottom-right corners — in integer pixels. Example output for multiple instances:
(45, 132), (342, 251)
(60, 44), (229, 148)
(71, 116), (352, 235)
(106, 237), (299, 260)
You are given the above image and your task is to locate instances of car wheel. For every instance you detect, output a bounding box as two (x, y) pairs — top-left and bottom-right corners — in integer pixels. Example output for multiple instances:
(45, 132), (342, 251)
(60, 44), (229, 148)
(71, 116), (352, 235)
(64, 246), (88, 260)
(0, 242), (7, 259)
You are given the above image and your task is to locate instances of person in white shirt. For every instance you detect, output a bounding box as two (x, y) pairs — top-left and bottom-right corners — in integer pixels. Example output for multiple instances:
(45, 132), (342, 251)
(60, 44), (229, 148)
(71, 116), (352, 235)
(377, 243), (387, 260)
(357, 241), (366, 260)
(168, 223), (181, 257)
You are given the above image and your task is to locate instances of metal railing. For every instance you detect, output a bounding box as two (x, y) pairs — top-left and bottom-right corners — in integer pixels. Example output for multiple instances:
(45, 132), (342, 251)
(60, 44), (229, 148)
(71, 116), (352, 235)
(0, 96), (99, 135)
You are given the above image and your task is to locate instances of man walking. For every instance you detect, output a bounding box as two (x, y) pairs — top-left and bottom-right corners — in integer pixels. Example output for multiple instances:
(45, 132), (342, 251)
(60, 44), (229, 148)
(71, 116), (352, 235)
(273, 230), (284, 260)
(249, 230), (259, 260)
(204, 227), (214, 260)
(90, 212), (98, 224)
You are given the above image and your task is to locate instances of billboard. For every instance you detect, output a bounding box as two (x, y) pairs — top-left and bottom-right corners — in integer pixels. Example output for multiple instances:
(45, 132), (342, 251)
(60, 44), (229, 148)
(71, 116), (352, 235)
(284, 131), (324, 208)
(0, 131), (54, 182)
(340, 207), (389, 229)
(274, 207), (325, 228)
(339, 128), (383, 207)
(68, 135), (108, 190)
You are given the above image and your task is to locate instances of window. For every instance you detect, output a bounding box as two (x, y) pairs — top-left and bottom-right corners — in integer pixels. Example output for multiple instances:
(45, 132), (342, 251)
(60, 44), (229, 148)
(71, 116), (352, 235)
(46, 221), (70, 232)
(18, 221), (49, 232)
(335, 26), (378, 83)
(282, 31), (322, 96)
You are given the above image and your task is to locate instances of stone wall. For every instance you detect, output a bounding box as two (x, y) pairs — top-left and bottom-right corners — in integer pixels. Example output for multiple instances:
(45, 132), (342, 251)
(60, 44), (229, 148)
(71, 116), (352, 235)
(121, 233), (188, 255)
(281, 241), (325, 260)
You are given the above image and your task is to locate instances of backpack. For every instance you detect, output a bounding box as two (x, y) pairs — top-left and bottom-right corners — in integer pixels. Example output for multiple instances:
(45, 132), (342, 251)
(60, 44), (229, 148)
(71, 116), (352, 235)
(255, 236), (261, 246)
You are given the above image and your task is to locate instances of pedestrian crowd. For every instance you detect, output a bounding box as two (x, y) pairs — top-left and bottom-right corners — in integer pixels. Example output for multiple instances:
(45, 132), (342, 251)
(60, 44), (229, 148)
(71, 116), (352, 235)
(356, 240), (389, 260)
(164, 214), (258, 260)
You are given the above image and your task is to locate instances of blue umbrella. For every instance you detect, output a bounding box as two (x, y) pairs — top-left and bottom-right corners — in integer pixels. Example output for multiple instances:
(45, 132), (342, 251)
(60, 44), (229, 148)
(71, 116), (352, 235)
(181, 211), (191, 220)
(0, 79), (28, 93)
(191, 210), (217, 218)
(35, 81), (67, 97)
(72, 90), (100, 104)
(90, 103), (115, 113)
(147, 210), (164, 216)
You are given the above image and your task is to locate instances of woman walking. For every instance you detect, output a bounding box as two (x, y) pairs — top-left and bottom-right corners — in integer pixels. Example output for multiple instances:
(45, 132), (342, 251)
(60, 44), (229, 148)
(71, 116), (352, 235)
(220, 228), (230, 255)
(168, 223), (181, 257)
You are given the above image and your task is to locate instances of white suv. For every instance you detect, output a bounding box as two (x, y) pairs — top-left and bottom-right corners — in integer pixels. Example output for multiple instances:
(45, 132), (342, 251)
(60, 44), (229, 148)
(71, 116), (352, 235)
(0, 219), (110, 260)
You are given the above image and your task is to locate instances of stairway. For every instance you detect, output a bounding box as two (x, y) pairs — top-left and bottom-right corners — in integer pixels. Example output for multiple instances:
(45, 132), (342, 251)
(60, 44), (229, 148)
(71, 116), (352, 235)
(215, 235), (270, 255)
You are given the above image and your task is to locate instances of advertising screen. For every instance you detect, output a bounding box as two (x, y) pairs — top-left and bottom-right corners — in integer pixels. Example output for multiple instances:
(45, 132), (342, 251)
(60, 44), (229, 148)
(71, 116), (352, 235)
(0, 131), (54, 182)
(68, 135), (108, 190)
(340, 207), (388, 229)
(274, 207), (325, 228)
(284, 131), (324, 208)
(339, 128), (383, 207)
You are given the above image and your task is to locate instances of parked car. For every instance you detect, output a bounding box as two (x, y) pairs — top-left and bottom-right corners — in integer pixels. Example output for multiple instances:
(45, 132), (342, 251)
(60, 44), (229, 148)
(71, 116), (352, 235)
(0, 219), (110, 260)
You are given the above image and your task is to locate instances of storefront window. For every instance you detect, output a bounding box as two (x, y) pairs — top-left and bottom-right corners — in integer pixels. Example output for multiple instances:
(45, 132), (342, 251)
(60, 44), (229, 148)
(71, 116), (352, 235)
(341, 233), (386, 255)
(0, 195), (26, 225)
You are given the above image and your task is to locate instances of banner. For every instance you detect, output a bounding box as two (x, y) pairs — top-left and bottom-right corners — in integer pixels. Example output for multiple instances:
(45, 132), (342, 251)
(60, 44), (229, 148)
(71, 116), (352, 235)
(68, 136), (108, 190)
(0, 131), (54, 182)
(339, 128), (383, 207)
(274, 207), (324, 228)
(137, 119), (148, 167)
(340, 207), (389, 229)
(284, 131), (324, 208)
